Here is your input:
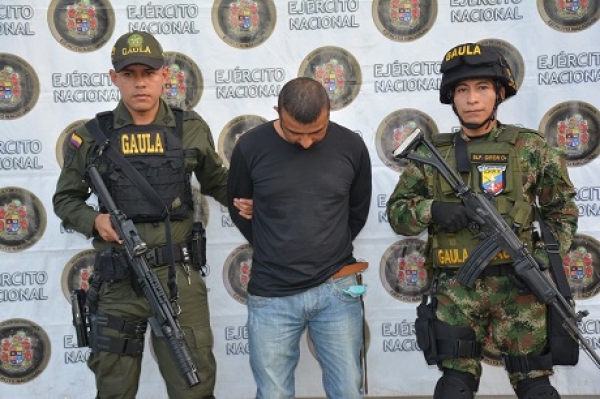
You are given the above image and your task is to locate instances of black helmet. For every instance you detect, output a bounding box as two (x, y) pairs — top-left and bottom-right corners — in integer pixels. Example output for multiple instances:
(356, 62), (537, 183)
(439, 43), (517, 104)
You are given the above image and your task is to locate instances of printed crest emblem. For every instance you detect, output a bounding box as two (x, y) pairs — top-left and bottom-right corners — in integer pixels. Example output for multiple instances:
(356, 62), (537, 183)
(239, 258), (252, 291)
(396, 249), (427, 290)
(315, 59), (345, 96)
(0, 66), (22, 106)
(478, 164), (506, 196)
(563, 246), (594, 285)
(392, 121), (418, 150)
(1, 331), (33, 369)
(557, 0), (588, 19)
(0, 187), (47, 253)
(230, 0), (259, 33)
(390, 0), (421, 27)
(372, 0), (437, 42)
(0, 199), (27, 236)
(539, 101), (600, 167)
(164, 64), (187, 103)
(66, 0), (99, 38)
(561, 234), (600, 299)
(77, 265), (93, 290)
(299, 46), (362, 111)
(223, 243), (254, 304)
(375, 108), (438, 172)
(536, 0), (600, 33)
(218, 115), (268, 167)
(212, 0), (275, 49)
(48, 0), (115, 53)
(0, 54), (39, 119)
(61, 249), (97, 301)
(477, 38), (525, 98)
(0, 319), (51, 384)
(380, 238), (430, 302)
(557, 113), (589, 154)
(163, 52), (203, 110)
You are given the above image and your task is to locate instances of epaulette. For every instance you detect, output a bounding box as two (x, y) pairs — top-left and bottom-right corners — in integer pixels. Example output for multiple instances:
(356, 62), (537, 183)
(500, 124), (543, 143)
(182, 109), (202, 122)
(95, 110), (112, 118)
(431, 132), (455, 145)
(94, 111), (113, 134)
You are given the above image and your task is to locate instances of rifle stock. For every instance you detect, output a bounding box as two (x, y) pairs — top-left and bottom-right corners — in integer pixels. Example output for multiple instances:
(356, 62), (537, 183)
(393, 129), (600, 369)
(87, 165), (200, 387)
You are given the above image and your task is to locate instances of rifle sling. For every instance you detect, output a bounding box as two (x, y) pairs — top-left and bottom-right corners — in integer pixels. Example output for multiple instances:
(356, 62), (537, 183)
(533, 207), (573, 300)
(454, 132), (471, 173)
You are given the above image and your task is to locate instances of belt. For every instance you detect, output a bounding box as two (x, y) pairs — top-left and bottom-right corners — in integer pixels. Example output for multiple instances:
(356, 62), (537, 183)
(479, 263), (515, 278)
(441, 263), (515, 279)
(332, 261), (369, 279)
(144, 242), (190, 267)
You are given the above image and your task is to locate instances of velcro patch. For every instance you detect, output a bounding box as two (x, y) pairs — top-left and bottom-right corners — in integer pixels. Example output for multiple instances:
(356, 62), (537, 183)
(470, 153), (508, 163)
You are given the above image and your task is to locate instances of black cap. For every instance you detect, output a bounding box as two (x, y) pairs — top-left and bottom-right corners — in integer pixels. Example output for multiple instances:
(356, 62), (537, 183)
(111, 31), (164, 72)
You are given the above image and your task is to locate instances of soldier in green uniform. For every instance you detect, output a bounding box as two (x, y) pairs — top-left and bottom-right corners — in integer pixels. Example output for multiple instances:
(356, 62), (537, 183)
(386, 43), (578, 398)
(53, 31), (252, 399)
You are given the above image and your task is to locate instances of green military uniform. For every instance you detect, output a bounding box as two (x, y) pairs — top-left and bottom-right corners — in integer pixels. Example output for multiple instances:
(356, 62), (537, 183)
(386, 123), (578, 386)
(53, 99), (227, 399)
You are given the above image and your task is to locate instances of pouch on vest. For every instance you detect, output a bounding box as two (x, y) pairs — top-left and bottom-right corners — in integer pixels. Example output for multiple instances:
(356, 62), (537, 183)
(95, 247), (130, 283)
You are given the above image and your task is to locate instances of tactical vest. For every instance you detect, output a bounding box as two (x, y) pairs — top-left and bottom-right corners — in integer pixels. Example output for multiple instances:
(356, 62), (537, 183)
(93, 109), (192, 223)
(428, 125), (536, 269)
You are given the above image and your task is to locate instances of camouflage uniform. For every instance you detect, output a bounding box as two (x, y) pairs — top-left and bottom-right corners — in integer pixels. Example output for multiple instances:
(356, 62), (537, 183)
(386, 123), (578, 386)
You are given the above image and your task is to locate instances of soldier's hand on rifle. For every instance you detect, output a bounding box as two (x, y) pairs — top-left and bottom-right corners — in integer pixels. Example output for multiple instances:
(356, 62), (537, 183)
(94, 213), (123, 244)
(431, 201), (482, 233)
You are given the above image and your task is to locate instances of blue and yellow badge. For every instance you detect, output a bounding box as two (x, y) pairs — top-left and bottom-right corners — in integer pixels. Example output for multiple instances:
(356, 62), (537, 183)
(69, 132), (83, 149)
(478, 164), (506, 196)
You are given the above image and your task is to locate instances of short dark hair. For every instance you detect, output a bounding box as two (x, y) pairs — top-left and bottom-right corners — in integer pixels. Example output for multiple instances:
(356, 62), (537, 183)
(277, 77), (330, 124)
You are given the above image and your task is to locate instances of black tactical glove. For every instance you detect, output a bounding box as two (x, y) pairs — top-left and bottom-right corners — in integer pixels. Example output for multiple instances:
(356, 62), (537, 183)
(431, 201), (480, 233)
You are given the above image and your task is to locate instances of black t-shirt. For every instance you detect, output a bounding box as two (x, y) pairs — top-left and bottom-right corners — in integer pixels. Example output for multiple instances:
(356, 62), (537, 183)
(227, 120), (372, 296)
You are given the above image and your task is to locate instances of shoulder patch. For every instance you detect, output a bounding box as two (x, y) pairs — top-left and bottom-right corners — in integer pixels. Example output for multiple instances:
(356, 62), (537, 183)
(69, 132), (83, 149)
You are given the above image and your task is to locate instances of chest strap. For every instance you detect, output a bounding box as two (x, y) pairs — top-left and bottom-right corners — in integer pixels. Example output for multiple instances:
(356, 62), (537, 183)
(455, 133), (470, 173)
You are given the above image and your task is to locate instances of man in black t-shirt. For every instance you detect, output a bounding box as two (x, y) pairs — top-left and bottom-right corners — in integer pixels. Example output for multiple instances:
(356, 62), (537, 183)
(227, 77), (372, 399)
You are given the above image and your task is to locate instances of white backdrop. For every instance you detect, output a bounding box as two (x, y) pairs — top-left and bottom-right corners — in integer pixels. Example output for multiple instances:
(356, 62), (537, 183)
(1, 1), (600, 398)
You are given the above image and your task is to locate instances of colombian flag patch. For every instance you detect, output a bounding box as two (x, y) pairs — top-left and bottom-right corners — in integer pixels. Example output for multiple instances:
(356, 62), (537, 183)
(70, 133), (83, 149)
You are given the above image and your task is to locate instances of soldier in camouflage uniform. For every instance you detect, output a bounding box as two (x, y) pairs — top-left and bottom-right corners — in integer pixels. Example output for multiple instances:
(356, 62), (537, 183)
(386, 43), (578, 399)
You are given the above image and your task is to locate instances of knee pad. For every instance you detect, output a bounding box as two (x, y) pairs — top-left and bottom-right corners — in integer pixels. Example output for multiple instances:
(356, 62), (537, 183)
(516, 376), (561, 399)
(434, 369), (478, 399)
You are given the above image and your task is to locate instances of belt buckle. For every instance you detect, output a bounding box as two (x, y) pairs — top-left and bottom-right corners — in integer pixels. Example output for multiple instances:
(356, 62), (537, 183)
(144, 248), (159, 267)
(181, 246), (190, 264)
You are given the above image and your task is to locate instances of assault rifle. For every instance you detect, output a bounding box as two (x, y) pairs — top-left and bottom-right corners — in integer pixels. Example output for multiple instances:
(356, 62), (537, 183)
(393, 129), (600, 369)
(87, 165), (200, 387)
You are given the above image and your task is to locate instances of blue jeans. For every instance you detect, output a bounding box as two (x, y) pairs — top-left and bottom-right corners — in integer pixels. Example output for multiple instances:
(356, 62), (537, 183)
(247, 275), (364, 399)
